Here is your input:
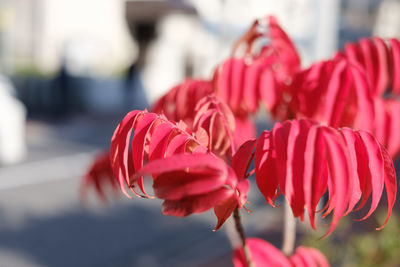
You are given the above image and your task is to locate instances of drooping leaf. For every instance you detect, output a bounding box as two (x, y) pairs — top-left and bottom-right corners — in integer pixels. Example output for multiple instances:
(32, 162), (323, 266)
(110, 110), (205, 197)
(213, 16), (300, 119)
(337, 37), (400, 96)
(371, 98), (400, 158)
(213, 140), (257, 230)
(193, 94), (236, 158)
(233, 238), (291, 267)
(133, 153), (239, 217)
(233, 238), (330, 267)
(253, 119), (397, 235)
(233, 117), (257, 148)
(80, 152), (120, 203)
(231, 139), (257, 180)
(288, 59), (375, 130)
(152, 79), (213, 128)
(290, 247), (330, 267)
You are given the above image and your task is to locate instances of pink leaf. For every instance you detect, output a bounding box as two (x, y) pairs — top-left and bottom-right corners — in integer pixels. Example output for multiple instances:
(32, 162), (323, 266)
(292, 247), (330, 267)
(255, 131), (280, 206)
(253, 119), (397, 235)
(233, 238), (291, 267)
(152, 79), (213, 128)
(231, 139), (257, 179)
(110, 110), (206, 198)
(133, 153), (239, 218)
(193, 94), (236, 158)
(81, 152), (119, 203)
(162, 187), (234, 217)
(213, 193), (240, 231)
(377, 143), (397, 229)
(391, 38), (400, 94)
(233, 238), (329, 267)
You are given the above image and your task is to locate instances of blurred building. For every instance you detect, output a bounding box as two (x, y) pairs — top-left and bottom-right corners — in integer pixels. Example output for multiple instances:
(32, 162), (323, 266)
(0, 75), (26, 165)
(0, 0), (134, 76)
(374, 0), (400, 38)
(129, 0), (341, 103)
(2, 0), (391, 113)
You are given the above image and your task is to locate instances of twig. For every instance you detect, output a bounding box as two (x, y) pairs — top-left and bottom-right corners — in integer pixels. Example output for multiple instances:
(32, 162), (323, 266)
(233, 208), (254, 267)
(282, 198), (296, 256)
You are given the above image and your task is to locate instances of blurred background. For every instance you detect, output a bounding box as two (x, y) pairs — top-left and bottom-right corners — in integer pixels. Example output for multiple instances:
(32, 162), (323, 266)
(0, 0), (399, 266)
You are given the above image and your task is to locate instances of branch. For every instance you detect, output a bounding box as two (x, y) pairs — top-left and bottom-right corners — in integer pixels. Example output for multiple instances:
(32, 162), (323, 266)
(233, 208), (254, 267)
(282, 198), (296, 255)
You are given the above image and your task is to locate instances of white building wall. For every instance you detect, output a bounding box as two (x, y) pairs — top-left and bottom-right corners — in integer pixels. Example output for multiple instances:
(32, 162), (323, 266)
(5, 0), (135, 75)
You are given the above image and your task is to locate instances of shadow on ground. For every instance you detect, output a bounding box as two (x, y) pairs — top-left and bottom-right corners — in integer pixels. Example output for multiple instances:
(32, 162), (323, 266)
(0, 203), (232, 267)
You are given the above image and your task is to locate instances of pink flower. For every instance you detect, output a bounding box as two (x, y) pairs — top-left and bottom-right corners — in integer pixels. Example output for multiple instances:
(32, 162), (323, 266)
(233, 238), (329, 267)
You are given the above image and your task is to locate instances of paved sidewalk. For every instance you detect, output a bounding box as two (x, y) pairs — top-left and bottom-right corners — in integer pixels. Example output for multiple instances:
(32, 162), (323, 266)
(0, 116), (283, 267)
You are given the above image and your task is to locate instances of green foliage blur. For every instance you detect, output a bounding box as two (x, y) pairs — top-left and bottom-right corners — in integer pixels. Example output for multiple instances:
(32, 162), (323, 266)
(301, 210), (400, 267)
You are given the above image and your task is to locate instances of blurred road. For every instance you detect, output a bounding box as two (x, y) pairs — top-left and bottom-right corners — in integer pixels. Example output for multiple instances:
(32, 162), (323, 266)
(0, 116), (282, 267)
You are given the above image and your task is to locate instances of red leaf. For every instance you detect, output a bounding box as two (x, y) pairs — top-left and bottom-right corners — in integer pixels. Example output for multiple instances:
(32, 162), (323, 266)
(81, 152), (119, 203)
(378, 143), (397, 229)
(212, 141), (256, 230)
(355, 131), (385, 221)
(152, 79), (213, 128)
(233, 238), (329, 267)
(110, 110), (206, 198)
(131, 113), (158, 197)
(253, 119), (397, 235)
(320, 127), (350, 236)
(338, 37), (400, 96)
(303, 125), (328, 229)
(255, 131), (279, 206)
(288, 59), (374, 130)
(371, 98), (400, 158)
(110, 110), (141, 197)
(162, 187), (234, 217)
(213, 193), (240, 231)
(391, 38), (400, 94)
(233, 117), (257, 148)
(133, 153), (239, 218)
(231, 139), (257, 179)
(291, 247), (330, 267)
(193, 94), (236, 158)
(233, 238), (291, 267)
(213, 16), (300, 119)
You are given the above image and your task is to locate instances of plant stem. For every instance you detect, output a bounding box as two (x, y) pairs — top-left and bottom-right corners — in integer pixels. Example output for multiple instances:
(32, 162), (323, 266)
(282, 199), (296, 256)
(233, 208), (254, 267)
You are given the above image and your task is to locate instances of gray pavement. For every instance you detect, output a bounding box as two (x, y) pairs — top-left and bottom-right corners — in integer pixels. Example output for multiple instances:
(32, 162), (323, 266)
(0, 116), (283, 267)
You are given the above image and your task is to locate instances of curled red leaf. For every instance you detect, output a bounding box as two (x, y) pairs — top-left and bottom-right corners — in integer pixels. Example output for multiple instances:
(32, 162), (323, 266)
(80, 152), (120, 203)
(193, 94), (236, 158)
(336, 37), (400, 96)
(253, 119), (397, 236)
(288, 59), (375, 131)
(152, 79), (213, 128)
(133, 153), (239, 217)
(110, 110), (204, 198)
(213, 16), (300, 119)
